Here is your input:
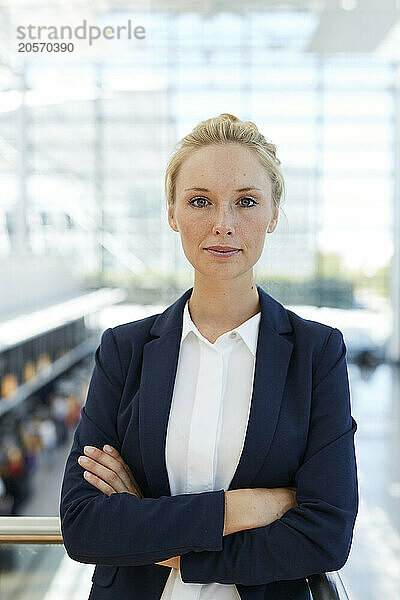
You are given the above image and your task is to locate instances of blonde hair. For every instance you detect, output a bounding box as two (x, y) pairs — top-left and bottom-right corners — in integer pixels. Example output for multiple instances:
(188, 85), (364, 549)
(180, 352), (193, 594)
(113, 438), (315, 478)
(164, 113), (286, 217)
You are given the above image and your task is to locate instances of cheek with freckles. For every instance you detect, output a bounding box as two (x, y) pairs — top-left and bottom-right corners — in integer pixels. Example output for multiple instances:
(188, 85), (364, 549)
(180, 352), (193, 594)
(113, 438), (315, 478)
(242, 218), (268, 256)
(178, 225), (207, 267)
(178, 214), (209, 253)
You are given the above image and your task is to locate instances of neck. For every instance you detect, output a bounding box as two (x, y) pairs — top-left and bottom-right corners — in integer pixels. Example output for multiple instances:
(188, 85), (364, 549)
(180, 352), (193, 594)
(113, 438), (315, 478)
(188, 273), (261, 330)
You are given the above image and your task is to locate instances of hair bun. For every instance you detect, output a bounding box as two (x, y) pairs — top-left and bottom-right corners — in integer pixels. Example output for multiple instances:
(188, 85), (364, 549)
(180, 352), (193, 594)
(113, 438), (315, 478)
(219, 113), (240, 122)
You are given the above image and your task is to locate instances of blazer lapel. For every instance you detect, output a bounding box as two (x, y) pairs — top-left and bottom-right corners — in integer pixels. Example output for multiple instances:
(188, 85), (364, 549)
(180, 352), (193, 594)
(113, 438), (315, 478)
(139, 288), (192, 498)
(139, 285), (293, 499)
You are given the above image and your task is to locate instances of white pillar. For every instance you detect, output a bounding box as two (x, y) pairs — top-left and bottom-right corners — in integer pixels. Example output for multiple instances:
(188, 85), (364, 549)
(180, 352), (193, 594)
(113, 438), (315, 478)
(389, 65), (400, 363)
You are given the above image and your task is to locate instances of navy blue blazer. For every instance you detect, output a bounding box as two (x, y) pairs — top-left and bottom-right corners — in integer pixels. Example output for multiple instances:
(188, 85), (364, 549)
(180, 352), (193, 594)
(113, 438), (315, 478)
(60, 284), (359, 600)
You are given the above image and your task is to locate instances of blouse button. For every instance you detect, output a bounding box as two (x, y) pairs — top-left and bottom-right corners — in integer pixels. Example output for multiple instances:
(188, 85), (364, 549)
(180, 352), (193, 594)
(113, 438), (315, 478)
(229, 332), (237, 339)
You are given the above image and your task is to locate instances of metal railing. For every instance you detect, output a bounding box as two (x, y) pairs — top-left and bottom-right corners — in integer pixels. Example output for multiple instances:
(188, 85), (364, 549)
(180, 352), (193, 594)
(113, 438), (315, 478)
(0, 517), (349, 599)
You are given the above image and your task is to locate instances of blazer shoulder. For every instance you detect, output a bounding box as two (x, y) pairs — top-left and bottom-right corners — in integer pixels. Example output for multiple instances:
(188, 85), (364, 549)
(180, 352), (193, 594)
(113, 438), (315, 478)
(99, 312), (160, 378)
(111, 312), (160, 346)
(285, 307), (344, 369)
(285, 307), (337, 339)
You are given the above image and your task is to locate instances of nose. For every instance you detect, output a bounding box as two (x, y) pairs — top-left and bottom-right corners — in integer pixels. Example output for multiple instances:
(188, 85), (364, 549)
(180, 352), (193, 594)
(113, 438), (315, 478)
(212, 208), (236, 236)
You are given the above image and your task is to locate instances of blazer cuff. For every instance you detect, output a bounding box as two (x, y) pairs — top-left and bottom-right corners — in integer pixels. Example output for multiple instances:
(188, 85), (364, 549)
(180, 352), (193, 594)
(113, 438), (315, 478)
(180, 547), (209, 582)
(196, 488), (226, 552)
(180, 488), (225, 579)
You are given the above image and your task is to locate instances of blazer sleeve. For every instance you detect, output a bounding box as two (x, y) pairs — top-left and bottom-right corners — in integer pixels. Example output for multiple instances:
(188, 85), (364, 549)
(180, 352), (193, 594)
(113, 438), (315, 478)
(59, 327), (226, 566)
(180, 327), (359, 586)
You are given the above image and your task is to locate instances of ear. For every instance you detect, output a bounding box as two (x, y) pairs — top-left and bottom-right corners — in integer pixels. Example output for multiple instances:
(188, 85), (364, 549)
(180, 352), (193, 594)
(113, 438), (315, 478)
(167, 203), (179, 232)
(267, 209), (279, 233)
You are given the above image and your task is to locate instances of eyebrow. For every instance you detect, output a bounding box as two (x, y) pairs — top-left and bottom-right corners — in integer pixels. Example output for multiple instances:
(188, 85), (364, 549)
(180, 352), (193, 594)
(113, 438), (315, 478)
(184, 186), (263, 192)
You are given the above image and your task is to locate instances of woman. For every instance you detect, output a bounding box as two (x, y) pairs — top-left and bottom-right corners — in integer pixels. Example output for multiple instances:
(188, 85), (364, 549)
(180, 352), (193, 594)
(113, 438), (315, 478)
(60, 114), (359, 600)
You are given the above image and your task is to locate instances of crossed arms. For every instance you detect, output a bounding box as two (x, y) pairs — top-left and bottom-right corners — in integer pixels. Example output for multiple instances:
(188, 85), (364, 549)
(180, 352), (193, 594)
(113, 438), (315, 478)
(60, 326), (358, 586)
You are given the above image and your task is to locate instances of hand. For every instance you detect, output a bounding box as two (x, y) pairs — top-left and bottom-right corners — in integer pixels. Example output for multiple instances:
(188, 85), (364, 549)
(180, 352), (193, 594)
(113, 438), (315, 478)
(77, 445), (144, 498)
(155, 556), (180, 569)
(78, 445), (180, 570)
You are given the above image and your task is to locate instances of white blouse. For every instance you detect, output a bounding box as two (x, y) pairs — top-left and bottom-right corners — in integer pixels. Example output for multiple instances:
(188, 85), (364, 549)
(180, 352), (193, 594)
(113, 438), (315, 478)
(160, 298), (261, 600)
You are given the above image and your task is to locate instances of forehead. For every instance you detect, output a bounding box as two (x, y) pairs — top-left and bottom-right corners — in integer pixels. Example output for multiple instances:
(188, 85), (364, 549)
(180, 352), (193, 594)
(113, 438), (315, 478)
(176, 144), (270, 191)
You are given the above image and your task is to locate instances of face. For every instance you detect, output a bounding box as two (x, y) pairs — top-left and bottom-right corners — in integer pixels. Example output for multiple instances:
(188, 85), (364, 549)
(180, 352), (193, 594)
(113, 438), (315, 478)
(168, 143), (278, 282)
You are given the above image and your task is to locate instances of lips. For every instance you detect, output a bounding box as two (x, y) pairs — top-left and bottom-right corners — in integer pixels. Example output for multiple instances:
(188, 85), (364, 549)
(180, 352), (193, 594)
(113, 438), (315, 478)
(206, 246), (240, 252)
(204, 246), (241, 258)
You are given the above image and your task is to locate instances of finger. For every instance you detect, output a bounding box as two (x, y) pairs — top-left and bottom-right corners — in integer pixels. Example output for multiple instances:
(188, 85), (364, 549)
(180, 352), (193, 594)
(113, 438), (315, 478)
(83, 470), (117, 497)
(83, 445), (144, 499)
(78, 454), (127, 493)
(82, 446), (132, 491)
(103, 446), (136, 480)
(103, 446), (144, 498)
(102, 445), (134, 483)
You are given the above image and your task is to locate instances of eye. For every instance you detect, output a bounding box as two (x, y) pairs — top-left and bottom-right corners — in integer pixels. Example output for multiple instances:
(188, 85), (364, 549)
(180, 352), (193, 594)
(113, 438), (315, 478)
(239, 196), (258, 207)
(188, 196), (258, 208)
(188, 196), (210, 208)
